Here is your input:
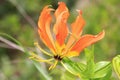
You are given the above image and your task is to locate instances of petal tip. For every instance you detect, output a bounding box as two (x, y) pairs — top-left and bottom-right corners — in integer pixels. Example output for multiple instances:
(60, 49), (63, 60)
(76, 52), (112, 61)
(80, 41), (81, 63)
(58, 2), (65, 5)
(99, 30), (105, 38)
(76, 9), (82, 15)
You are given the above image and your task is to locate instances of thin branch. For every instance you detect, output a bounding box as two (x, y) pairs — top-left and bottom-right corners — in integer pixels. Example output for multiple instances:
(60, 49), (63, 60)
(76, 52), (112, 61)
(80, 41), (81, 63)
(0, 43), (17, 49)
(0, 36), (24, 52)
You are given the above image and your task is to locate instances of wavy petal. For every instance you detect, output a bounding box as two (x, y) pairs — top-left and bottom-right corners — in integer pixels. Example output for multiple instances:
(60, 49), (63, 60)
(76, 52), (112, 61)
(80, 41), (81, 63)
(66, 30), (105, 57)
(54, 2), (68, 20)
(66, 10), (85, 49)
(71, 10), (85, 36)
(38, 6), (56, 53)
(53, 2), (69, 46)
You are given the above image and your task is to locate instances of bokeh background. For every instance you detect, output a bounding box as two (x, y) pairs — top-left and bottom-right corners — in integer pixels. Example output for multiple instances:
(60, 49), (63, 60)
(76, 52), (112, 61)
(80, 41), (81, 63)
(0, 0), (120, 80)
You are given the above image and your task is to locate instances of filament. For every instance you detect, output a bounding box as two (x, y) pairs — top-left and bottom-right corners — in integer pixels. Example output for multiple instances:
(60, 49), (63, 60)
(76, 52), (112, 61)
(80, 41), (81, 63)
(34, 42), (53, 56)
(49, 60), (58, 70)
(29, 52), (53, 64)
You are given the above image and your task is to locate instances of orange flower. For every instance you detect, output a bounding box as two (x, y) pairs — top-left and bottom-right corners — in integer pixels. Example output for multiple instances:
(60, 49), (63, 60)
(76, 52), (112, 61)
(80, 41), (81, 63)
(30, 2), (105, 70)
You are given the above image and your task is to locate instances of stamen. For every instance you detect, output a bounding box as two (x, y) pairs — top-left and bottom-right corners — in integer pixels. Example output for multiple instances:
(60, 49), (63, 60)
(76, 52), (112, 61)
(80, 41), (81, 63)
(34, 42), (53, 56)
(29, 52), (53, 64)
(54, 55), (63, 61)
(36, 58), (54, 64)
(49, 60), (58, 70)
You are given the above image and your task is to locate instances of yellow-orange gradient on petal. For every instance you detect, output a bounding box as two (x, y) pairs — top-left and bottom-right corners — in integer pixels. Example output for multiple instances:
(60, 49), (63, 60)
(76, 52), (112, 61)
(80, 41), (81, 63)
(38, 6), (56, 54)
(53, 2), (69, 46)
(30, 2), (105, 70)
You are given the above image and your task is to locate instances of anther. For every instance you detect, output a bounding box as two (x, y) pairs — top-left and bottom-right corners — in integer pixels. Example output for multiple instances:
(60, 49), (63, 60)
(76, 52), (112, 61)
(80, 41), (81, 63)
(54, 55), (62, 61)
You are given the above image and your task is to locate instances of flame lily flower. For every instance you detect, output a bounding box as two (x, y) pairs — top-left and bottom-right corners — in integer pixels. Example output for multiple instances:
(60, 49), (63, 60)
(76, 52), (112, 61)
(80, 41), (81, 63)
(30, 2), (105, 70)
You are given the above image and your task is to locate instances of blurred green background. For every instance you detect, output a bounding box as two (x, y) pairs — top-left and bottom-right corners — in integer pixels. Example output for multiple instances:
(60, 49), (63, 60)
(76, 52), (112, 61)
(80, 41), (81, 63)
(0, 0), (120, 80)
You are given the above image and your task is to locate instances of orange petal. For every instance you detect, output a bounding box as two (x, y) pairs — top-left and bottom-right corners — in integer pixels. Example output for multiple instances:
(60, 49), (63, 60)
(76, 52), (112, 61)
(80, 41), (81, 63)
(71, 10), (85, 36)
(67, 30), (105, 57)
(54, 2), (68, 19)
(66, 10), (85, 49)
(53, 2), (69, 46)
(38, 6), (56, 53)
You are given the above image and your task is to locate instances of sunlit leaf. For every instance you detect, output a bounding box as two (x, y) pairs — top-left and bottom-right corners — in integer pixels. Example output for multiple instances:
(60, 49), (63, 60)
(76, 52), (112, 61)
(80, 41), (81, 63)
(93, 61), (112, 79)
(83, 47), (95, 78)
(60, 70), (76, 80)
(112, 55), (120, 79)
(62, 58), (86, 78)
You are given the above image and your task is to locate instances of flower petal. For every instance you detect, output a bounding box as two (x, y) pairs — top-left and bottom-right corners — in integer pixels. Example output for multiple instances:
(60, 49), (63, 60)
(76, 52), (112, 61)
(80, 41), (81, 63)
(66, 10), (85, 49)
(54, 2), (68, 19)
(38, 6), (56, 53)
(53, 2), (69, 46)
(71, 10), (85, 36)
(66, 30), (105, 57)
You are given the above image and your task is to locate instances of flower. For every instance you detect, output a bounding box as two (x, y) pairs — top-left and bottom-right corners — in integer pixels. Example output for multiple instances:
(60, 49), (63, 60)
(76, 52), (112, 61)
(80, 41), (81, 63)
(30, 2), (105, 70)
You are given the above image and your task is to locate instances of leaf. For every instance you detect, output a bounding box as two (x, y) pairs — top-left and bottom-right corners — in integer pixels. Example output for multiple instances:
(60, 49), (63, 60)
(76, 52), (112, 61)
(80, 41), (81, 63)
(60, 70), (76, 80)
(83, 47), (112, 79)
(0, 33), (24, 52)
(112, 55), (120, 79)
(61, 58), (86, 78)
(0, 33), (23, 46)
(98, 69), (112, 80)
(92, 61), (112, 79)
(83, 46), (95, 78)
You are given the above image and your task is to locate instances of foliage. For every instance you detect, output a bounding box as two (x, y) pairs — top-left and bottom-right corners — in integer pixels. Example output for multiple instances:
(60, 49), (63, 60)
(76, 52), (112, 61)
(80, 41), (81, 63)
(112, 55), (120, 79)
(62, 47), (112, 80)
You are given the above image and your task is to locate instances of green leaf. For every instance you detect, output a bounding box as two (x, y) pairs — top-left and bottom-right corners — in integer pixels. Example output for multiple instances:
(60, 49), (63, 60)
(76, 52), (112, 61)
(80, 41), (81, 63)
(83, 47), (112, 79)
(62, 58), (86, 78)
(0, 33), (24, 52)
(83, 47), (95, 78)
(112, 55), (120, 79)
(93, 61), (112, 79)
(97, 69), (112, 80)
(60, 70), (76, 80)
(0, 33), (23, 46)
